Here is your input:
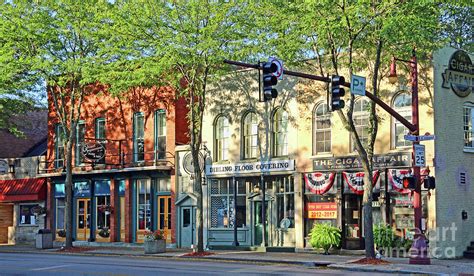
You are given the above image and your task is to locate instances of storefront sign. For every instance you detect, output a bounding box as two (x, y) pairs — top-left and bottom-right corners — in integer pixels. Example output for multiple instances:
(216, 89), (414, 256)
(394, 194), (413, 206)
(313, 152), (410, 171)
(307, 202), (337, 219)
(442, 50), (473, 97)
(81, 142), (105, 162)
(206, 159), (295, 176)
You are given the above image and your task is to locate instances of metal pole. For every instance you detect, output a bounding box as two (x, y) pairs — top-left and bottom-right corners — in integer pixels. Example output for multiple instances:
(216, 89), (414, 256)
(232, 176), (239, 246)
(261, 173), (266, 247)
(411, 50), (422, 231)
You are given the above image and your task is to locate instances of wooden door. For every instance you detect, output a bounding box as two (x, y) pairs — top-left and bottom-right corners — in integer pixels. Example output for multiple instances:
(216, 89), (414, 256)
(0, 204), (13, 244)
(76, 199), (91, 241)
(157, 195), (172, 243)
(120, 197), (125, 242)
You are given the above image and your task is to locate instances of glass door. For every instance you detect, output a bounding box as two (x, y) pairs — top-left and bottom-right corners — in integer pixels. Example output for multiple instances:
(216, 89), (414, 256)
(157, 195), (172, 243)
(76, 199), (91, 241)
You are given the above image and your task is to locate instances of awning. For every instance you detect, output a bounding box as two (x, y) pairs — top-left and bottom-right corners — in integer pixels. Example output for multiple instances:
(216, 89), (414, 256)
(0, 178), (46, 202)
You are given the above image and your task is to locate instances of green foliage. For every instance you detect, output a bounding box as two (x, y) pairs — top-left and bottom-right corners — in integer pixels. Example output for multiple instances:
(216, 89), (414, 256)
(373, 224), (396, 249)
(309, 223), (341, 254)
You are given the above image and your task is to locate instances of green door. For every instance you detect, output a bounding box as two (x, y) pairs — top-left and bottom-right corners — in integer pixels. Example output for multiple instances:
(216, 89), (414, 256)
(253, 201), (269, 246)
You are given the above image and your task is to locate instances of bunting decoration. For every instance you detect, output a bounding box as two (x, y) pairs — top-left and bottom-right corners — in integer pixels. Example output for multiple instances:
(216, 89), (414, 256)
(342, 170), (380, 195)
(388, 169), (412, 193)
(304, 172), (336, 195)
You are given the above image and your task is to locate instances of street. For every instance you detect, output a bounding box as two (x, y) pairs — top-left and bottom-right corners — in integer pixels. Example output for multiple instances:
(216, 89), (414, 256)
(0, 253), (395, 276)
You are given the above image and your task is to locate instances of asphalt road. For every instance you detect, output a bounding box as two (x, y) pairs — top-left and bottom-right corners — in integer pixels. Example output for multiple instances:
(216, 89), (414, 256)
(0, 252), (395, 276)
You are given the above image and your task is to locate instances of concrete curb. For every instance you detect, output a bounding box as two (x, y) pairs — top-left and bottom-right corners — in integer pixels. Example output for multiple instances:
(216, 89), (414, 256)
(197, 256), (332, 267)
(328, 264), (447, 276)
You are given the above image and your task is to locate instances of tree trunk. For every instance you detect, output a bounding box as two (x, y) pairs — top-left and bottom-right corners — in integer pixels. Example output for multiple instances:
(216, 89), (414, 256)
(362, 167), (375, 258)
(194, 165), (204, 252)
(64, 138), (74, 248)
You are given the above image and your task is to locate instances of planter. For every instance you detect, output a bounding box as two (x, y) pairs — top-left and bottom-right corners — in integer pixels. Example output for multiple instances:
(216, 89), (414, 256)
(144, 240), (165, 254)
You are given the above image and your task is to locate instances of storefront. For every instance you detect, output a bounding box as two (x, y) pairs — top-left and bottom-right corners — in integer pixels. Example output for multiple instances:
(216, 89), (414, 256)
(305, 152), (416, 250)
(205, 160), (296, 248)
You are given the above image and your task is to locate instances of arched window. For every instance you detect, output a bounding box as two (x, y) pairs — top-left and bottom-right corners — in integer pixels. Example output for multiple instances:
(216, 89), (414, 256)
(242, 111), (258, 159)
(214, 115), (229, 161)
(313, 103), (331, 154)
(351, 98), (370, 152)
(392, 92), (412, 148)
(273, 109), (288, 157)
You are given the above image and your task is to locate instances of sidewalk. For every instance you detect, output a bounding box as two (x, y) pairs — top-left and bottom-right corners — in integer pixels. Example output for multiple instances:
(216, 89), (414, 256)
(1, 243), (473, 275)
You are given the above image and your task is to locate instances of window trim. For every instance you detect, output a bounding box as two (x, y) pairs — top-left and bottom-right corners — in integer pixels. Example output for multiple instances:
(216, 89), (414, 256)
(214, 115), (230, 162)
(241, 111), (259, 160)
(272, 108), (289, 157)
(133, 112), (145, 162)
(391, 92), (412, 149)
(313, 102), (332, 155)
(154, 109), (167, 160)
(464, 102), (474, 152)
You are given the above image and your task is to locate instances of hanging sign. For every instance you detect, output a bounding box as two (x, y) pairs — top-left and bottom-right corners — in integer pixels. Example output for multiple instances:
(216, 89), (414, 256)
(313, 152), (410, 170)
(342, 170), (380, 195)
(81, 142), (106, 162)
(304, 172), (335, 195)
(307, 202), (337, 219)
(442, 50), (473, 97)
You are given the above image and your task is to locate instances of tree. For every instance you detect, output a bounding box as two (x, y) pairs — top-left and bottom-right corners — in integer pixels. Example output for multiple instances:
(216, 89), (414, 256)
(102, 0), (258, 252)
(0, 0), (113, 248)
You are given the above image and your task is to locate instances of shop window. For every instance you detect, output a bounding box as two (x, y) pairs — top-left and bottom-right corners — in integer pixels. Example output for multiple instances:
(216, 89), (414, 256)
(214, 115), (229, 161)
(56, 198), (65, 229)
(75, 121), (85, 165)
(95, 117), (106, 164)
(55, 124), (65, 168)
(275, 177), (294, 228)
(210, 179), (246, 228)
(137, 179), (151, 230)
(392, 93), (412, 148)
(96, 196), (110, 235)
(351, 98), (370, 152)
(313, 102), (331, 154)
(155, 109), (167, 160)
(272, 108), (288, 157)
(157, 178), (171, 192)
(242, 111), (259, 159)
(464, 103), (474, 151)
(19, 204), (39, 225)
(133, 112), (145, 162)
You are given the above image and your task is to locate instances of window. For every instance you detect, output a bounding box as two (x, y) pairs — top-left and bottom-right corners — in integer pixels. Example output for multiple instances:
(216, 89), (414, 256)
(96, 196), (110, 233)
(351, 98), (370, 152)
(157, 178), (171, 192)
(76, 121), (85, 165)
(243, 112), (258, 159)
(19, 204), (39, 225)
(56, 199), (65, 229)
(464, 103), (474, 151)
(155, 109), (167, 160)
(392, 93), (412, 148)
(137, 179), (151, 230)
(273, 109), (288, 156)
(214, 116), (229, 161)
(274, 177), (295, 228)
(133, 112), (145, 162)
(210, 179), (246, 228)
(55, 124), (65, 168)
(95, 118), (106, 164)
(313, 103), (331, 154)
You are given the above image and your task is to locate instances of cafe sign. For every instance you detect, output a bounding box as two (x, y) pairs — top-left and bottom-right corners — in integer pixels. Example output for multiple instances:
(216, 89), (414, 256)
(307, 202), (337, 219)
(313, 152), (410, 171)
(81, 142), (106, 162)
(442, 50), (473, 97)
(206, 159), (295, 176)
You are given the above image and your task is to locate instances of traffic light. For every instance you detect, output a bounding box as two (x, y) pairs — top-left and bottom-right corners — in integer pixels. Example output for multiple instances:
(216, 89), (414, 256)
(261, 61), (279, 102)
(402, 176), (416, 190)
(330, 75), (345, 111)
(423, 176), (436, 190)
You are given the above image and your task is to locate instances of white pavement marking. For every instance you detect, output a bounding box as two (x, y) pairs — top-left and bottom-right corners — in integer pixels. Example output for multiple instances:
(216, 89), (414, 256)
(31, 264), (72, 271)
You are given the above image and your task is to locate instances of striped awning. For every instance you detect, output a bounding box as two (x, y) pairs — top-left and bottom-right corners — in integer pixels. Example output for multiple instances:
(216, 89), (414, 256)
(0, 178), (46, 202)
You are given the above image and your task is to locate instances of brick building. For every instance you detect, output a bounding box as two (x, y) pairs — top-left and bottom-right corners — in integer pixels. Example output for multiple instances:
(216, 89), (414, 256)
(41, 85), (188, 246)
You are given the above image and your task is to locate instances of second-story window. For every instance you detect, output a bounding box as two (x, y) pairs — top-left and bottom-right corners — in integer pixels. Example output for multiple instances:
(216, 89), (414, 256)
(313, 102), (331, 154)
(243, 111), (258, 159)
(464, 102), (474, 151)
(55, 124), (65, 168)
(214, 115), (229, 161)
(75, 121), (85, 166)
(351, 98), (370, 152)
(273, 109), (288, 157)
(392, 92), (412, 148)
(133, 112), (145, 162)
(154, 109), (166, 160)
(95, 117), (106, 164)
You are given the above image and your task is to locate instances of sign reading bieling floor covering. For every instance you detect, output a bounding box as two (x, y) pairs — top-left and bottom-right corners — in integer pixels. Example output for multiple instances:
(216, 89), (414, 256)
(206, 159), (295, 176)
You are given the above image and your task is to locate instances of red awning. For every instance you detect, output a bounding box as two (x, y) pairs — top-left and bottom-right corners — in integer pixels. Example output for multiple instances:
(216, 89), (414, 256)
(0, 178), (46, 202)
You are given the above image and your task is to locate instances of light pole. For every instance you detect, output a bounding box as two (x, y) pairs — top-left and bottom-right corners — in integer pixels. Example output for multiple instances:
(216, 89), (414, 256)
(389, 48), (430, 265)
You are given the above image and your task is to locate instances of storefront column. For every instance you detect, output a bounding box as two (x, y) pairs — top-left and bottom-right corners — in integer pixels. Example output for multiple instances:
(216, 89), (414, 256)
(294, 174), (304, 249)
(109, 179), (117, 242)
(46, 179), (54, 230)
(124, 178), (132, 243)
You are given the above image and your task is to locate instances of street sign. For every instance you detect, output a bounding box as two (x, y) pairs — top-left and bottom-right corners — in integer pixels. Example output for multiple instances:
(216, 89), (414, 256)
(351, 74), (366, 96)
(414, 144), (426, 167)
(404, 134), (418, 142)
(268, 57), (283, 80)
(418, 135), (436, 141)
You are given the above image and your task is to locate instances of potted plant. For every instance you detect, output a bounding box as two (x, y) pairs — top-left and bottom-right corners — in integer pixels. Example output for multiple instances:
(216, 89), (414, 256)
(57, 229), (66, 238)
(374, 224), (396, 256)
(309, 223), (341, 255)
(144, 230), (165, 254)
(98, 227), (110, 238)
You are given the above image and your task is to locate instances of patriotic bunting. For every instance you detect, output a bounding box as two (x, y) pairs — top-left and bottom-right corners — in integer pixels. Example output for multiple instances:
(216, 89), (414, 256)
(304, 172), (336, 195)
(342, 170), (380, 195)
(388, 169), (412, 193)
